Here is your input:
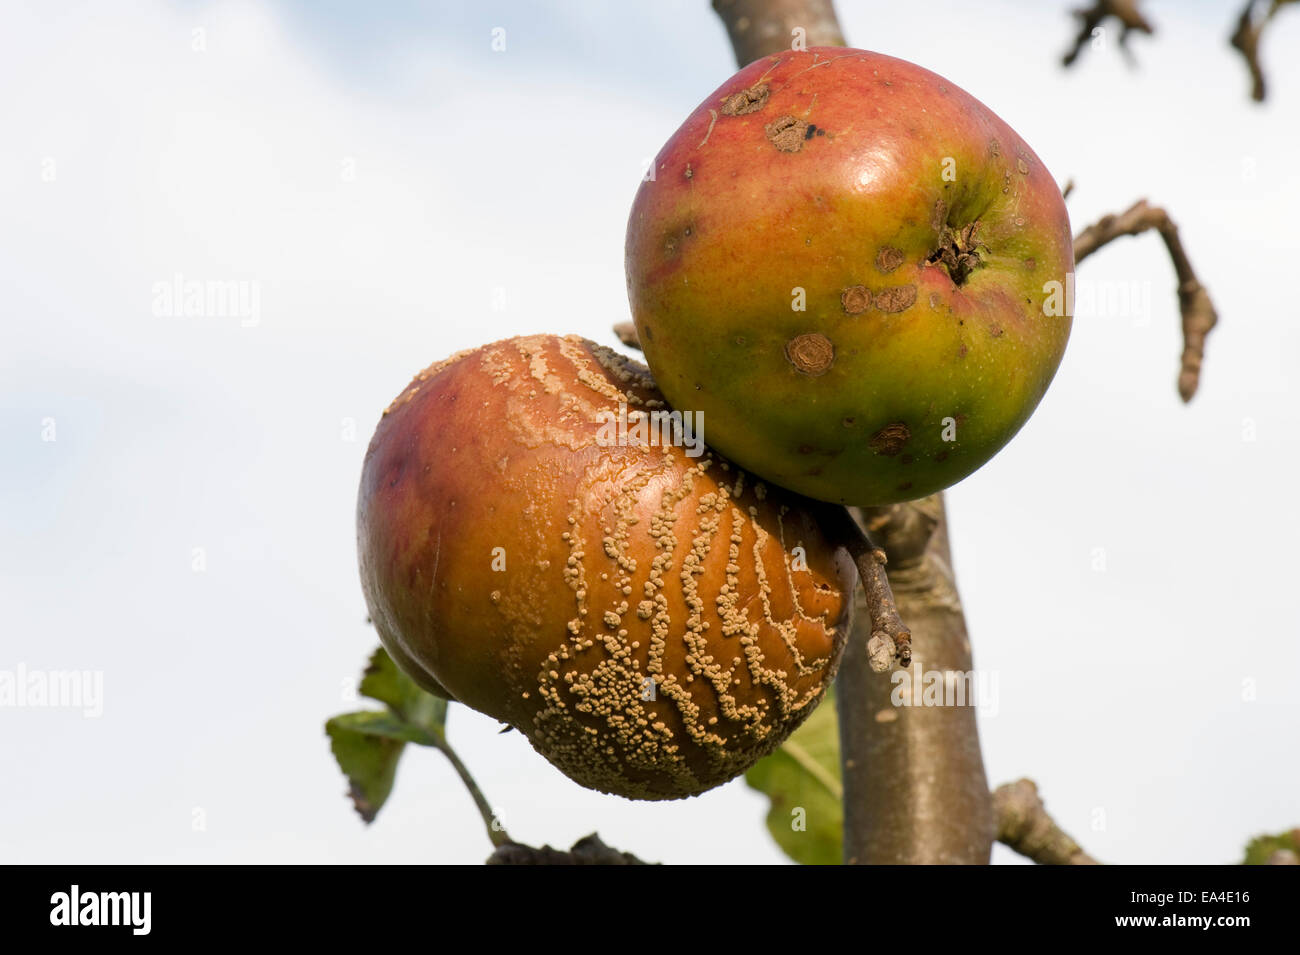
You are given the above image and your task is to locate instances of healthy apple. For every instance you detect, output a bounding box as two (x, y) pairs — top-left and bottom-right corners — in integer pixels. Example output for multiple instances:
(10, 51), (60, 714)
(626, 48), (1073, 506)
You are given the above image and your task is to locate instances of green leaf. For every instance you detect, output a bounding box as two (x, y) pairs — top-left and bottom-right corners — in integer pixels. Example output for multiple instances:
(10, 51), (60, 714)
(326, 711), (409, 824)
(745, 690), (843, 865)
(1242, 828), (1300, 864)
(328, 709), (438, 746)
(358, 646), (449, 740)
(325, 646), (452, 823)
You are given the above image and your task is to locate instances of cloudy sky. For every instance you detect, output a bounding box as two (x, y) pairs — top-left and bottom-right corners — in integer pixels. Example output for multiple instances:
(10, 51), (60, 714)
(1, 0), (1296, 864)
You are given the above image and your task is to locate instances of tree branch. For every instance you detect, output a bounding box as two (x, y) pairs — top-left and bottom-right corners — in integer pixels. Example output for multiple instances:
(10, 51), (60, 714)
(711, 0), (844, 67)
(1062, 0), (1154, 68)
(1231, 0), (1297, 103)
(838, 498), (994, 863)
(993, 779), (1100, 865)
(1073, 199), (1219, 402)
(486, 833), (654, 865)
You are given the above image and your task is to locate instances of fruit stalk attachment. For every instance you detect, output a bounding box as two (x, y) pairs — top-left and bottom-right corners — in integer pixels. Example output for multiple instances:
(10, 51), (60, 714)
(815, 504), (911, 672)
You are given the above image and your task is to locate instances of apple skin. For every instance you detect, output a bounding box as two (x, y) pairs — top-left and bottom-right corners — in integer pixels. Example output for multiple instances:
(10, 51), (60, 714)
(357, 335), (855, 800)
(626, 48), (1073, 506)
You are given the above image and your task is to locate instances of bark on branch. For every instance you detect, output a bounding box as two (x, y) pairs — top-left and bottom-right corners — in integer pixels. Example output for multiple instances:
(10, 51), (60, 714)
(1073, 199), (1219, 402)
(839, 498), (993, 863)
(711, 0), (845, 67)
(993, 779), (1100, 865)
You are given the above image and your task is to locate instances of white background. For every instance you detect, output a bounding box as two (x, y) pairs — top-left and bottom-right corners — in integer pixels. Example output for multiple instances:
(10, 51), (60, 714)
(1, 0), (1296, 864)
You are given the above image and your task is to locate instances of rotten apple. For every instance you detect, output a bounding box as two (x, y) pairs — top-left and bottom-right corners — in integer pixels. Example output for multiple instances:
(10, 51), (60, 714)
(356, 334), (854, 800)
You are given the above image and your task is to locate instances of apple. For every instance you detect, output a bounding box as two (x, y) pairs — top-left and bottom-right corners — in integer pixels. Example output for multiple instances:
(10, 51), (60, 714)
(357, 334), (854, 800)
(625, 48), (1073, 506)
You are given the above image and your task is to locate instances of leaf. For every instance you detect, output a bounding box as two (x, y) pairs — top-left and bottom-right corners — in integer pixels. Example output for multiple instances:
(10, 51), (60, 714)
(325, 646), (452, 823)
(358, 646), (449, 740)
(328, 709), (438, 746)
(1242, 828), (1300, 865)
(326, 711), (409, 824)
(745, 690), (843, 865)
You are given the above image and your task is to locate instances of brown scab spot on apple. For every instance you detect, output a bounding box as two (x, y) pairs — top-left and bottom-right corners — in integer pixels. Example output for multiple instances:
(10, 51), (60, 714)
(875, 247), (905, 274)
(1017, 158), (1030, 175)
(1024, 257), (1036, 270)
(785, 333), (834, 376)
(765, 115), (810, 152)
(869, 422), (910, 456)
(874, 284), (918, 313)
(841, 285), (871, 314)
(935, 449), (950, 462)
(720, 83), (770, 116)
(931, 198), (949, 232)
(842, 416), (856, 428)
(989, 139), (1001, 158)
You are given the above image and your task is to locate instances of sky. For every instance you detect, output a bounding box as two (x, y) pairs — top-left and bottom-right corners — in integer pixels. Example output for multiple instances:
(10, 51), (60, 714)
(1, 0), (1297, 865)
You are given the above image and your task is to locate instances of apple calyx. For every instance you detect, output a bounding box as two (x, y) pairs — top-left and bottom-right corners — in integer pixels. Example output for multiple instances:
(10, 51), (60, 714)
(927, 219), (987, 287)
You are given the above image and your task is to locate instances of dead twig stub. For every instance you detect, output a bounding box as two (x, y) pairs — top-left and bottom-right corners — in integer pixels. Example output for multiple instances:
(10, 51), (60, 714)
(1062, 0), (1154, 68)
(612, 321), (641, 350)
(993, 779), (1100, 865)
(1231, 0), (1297, 103)
(818, 505), (912, 672)
(1073, 199), (1218, 402)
